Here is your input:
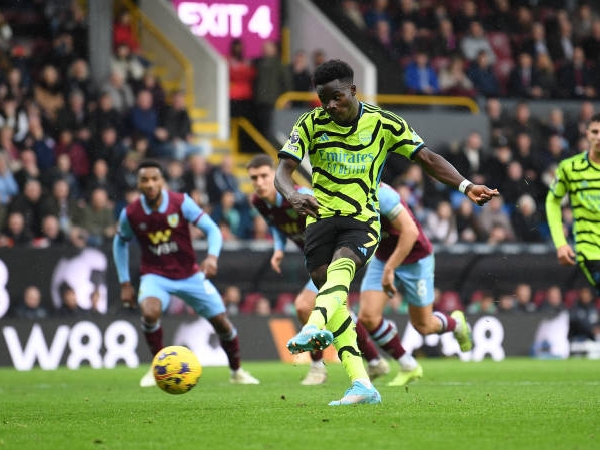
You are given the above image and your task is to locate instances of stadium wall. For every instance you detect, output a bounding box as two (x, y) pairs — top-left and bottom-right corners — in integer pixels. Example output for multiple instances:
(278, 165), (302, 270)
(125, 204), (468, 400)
(0, 312), (570, 370)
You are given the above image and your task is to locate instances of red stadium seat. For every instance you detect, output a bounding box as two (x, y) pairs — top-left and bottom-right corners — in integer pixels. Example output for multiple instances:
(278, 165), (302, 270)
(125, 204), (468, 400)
(563, 289), (579, 309)
(240, 292), (264, 314)
(533, 289), (547, 307)
(487, 31), (512, 59)
(274, 292), (296, 315)
(437, 290), (464, 314)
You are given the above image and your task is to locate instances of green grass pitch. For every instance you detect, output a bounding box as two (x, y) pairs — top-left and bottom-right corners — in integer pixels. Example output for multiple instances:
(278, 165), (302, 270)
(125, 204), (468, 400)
(0, 358), (598, 450)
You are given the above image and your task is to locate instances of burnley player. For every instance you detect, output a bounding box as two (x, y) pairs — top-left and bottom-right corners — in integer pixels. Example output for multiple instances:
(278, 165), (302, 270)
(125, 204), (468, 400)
(359, 183), (472, 387)
(113, 160), (259, 386)
(247, 154), (389, 385)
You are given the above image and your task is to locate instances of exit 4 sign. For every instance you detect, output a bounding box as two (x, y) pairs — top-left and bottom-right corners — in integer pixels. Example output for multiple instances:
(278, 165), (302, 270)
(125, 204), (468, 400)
(172, 0), (281, 59)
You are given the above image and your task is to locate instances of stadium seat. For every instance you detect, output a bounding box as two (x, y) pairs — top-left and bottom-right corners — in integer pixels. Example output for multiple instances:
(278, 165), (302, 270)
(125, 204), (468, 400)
(487, 31), (512, 59)
(563, 289), (579, 309)
(274, 292), (296, 315)
(240, 292), (264, 314)
(437, 290), (464, 314)
(533, 289), (547, 307)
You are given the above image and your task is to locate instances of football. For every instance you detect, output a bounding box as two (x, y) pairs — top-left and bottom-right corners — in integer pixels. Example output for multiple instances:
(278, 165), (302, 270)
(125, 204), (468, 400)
(152, 345), (202, 395)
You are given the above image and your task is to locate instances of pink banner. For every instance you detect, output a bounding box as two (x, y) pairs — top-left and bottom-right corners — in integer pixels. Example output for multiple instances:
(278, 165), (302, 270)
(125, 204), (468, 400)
(171, 0), (281, 59)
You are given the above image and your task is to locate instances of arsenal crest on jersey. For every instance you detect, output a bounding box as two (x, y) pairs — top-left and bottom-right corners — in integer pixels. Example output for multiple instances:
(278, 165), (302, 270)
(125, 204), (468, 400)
(167, 213), (179, 228)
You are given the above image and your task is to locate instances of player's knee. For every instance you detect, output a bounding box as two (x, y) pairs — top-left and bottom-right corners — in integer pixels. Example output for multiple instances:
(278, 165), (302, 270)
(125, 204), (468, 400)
(140, 297), (161, 323)
(358, 310), (379, 331)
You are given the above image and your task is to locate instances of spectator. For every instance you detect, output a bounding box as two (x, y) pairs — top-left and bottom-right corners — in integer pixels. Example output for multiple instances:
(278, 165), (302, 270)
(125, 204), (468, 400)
(372, 19), (399, 60)
(33, 214), (70, 248)
(483, 140), (511, 189)
(500, 160), (537, 206)
(520, 22), (550, 60)
(363, 0), (393, 32)
(165, 159), (186, 193)
(512, 132), (543, 193)
(54, 128), (89, 185)
(33, 64), (65, 131)
(22, 115), (54, 172)
(514, 282), (536, 313)
(126, 89), (158, 148)
(254, 295), (272, 317)
(395, 20), (423, 64)
(155, 90), (204, 161)
(289, 49), (314, 105)
(506, 52), (538, 99)
(531, 53), (557, 99)
(55, 89), (90, 136)
(438, 55), (475, 97)
(253, 40), (292, 145)
(546, 14), (575, 66)
(543, 107), (577, 150)
(460, 20), (496, 64)
(7, 178), (45, 238)
(113, 10), (141, 54)
(431, 18), (459, 57)
(476, 195), (515, 242)
(1, 67), (29, 105)
(444, 131), (487, 184)
(452, 0), (481, 35)
(111, 43), (145, 84)
(228, 38), (256, 120)
(41, 178), (79, 236)
(466, 49), (501, 98)
(182, 153), (211, 208)
(505, 101), (543, 149)
(556, 46), (597, 99)
(101, 68), (135, 114)
(511, 193), (545, 243)
(55, 282), (89, 317)
(340, 0), (367, 31)
(133, 70), (165, 112)
(0, 152), (18, 207)
(13, 285), (48, 320)
(83, 158), (117, 202)
(0, 95), (29, 145)
(454, 197), (481, 242)
(537, 285), (565, 314)
(539, 134), (570, 173)
(568, 286), (600, 342)
(112, 151), (140, 209)
(403, 50), (439, 95)
(65, 58), (96, 103)
(485, 98), (510, 146)
(210, 190), (244, 240)
(467, 291), (497, 314)
(41, 153), (80, 200)
(497, 294), (516, 313)
(423, 200), (458, 245)
(222, 285), (242, 316)
(72, 187), (116, 247)
(483, 0), (517, 34)
(581, 18), (600, 63)
(89, 125), (126, 167)
(89, 90), (123, 139)
(0, 211), (33, 247)
(571, 2), (598, 43)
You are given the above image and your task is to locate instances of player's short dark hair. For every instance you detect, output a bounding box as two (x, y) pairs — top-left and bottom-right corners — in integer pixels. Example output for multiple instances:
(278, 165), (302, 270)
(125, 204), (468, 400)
(590, 113), (600, 124)
(313, 59), (353, 86)
(247, 154), (274, 170)
(137, 160), (165, 177)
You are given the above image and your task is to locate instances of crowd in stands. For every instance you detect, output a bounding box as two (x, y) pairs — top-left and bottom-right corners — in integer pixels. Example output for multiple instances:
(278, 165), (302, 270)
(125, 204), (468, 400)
(340, 0), (600, 99)
(1, 1), (600, 323)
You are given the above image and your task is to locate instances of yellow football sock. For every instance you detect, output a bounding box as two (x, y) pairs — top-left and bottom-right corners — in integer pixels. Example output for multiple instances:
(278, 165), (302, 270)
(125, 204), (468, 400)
(307, 257), (356, 329)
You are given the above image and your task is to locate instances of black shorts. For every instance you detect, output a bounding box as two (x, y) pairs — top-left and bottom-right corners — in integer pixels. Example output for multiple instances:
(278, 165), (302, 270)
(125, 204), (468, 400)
(304, 216), (380, 273)
(579, 258), (600, 295)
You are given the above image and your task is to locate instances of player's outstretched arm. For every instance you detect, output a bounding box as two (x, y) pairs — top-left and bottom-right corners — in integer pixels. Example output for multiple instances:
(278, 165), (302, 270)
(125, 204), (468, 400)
(413, 147), (499, 206)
